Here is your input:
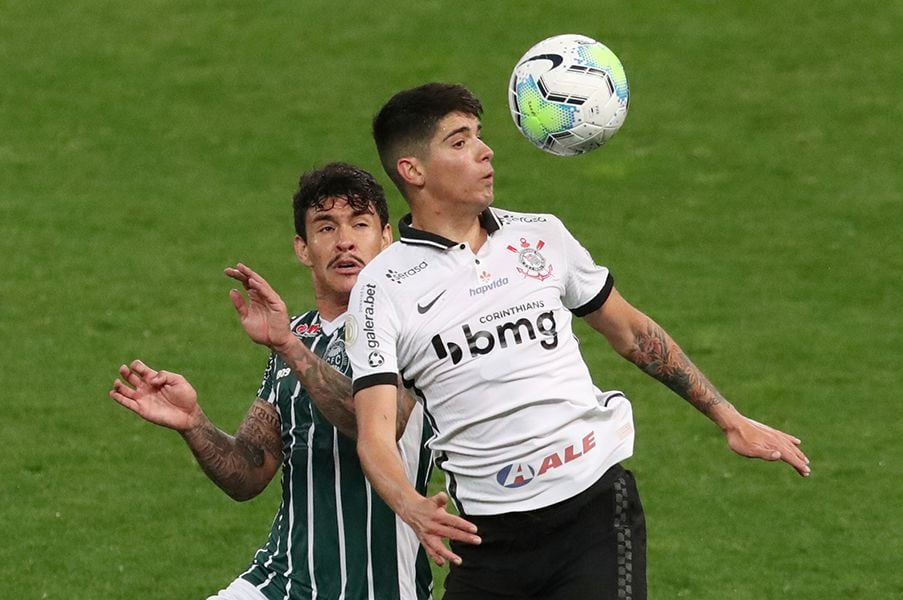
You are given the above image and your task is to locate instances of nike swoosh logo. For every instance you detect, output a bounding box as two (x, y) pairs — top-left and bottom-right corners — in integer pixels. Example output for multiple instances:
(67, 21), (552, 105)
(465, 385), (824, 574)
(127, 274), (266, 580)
(520, 53), (564, 70)
(417, 290), (446, 314)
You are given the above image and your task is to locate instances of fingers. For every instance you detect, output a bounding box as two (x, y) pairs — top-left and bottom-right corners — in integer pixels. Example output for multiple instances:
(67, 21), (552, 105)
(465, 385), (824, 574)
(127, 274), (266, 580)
(224, 265), (251, 290)
(226, 263), (285, 309)
(420, 534), (460, 567)
(109, 379), (142, 414)
(128, 359), (157, 379)
(409, 492), (481, 566)
(757, 432), (811, 477)
(229, 288), (248, 318)
(781, 441), (811, 477)
(118, 363), (140, 387)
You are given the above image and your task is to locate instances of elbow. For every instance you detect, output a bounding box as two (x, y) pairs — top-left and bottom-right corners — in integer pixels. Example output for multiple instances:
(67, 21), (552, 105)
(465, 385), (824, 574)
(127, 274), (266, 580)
(228, 487), (264, 502)
(220, 480), (268, 502)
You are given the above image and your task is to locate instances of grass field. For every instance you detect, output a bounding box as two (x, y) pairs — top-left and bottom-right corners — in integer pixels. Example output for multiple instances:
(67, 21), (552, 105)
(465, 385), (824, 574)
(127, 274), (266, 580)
(2, 1), (901, 598)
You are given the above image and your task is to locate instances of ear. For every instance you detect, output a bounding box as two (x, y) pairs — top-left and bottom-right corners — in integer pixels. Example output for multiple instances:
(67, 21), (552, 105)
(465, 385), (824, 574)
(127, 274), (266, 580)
(380, 223), (393, 250)
(396, 156), (425, 188)
(294, 235), (312, 267)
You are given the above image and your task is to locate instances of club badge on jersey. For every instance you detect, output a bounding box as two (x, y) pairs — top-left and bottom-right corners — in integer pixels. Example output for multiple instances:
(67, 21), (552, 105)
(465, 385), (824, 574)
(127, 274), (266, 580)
(508, 237), (554, 281)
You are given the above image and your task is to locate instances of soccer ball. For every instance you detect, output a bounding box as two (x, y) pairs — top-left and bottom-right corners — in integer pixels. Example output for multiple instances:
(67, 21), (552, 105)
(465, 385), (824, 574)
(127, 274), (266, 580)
(508, 34), (629, 156)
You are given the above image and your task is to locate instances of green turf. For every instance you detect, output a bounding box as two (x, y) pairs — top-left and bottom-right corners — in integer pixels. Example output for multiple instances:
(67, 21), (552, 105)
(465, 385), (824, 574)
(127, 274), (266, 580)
(2, 0), (901, 597)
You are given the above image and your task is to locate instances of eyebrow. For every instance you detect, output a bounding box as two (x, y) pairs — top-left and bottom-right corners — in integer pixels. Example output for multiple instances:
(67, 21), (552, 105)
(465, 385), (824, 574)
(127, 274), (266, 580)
(442, 122), (482, 143)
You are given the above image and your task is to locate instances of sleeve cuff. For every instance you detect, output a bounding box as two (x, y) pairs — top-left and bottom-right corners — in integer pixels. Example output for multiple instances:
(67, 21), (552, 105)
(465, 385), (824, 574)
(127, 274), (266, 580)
(571, 274), (614, 317)
(352, 372), (399, 394)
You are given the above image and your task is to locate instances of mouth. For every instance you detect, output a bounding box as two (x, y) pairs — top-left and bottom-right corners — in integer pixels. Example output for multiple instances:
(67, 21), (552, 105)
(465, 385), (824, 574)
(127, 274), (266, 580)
(330, 255), (365, 274)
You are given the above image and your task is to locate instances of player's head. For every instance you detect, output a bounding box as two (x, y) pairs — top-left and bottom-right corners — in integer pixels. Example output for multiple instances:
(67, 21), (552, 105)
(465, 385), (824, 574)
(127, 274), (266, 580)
(292, 162), (392, 304)
(373, 83), (484, 196)
(293, 162), (389, 240)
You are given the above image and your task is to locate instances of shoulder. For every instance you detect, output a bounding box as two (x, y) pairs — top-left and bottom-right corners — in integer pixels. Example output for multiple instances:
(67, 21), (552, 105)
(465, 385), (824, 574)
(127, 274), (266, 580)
(288, 310), (321, 339)
(357, 240), (439, 288)
(491, 207), (564, 232)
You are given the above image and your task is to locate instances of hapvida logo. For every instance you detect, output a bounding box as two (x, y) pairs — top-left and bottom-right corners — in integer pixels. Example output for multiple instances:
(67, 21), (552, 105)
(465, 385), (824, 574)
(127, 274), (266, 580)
(431, 310), (558, 365)
(496, 432), (597, 488)
(469, 276), (509, 297)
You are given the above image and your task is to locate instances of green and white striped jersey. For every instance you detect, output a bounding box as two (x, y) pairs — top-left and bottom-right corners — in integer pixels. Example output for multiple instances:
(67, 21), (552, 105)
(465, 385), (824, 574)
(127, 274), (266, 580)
(240, 311), (433, 600)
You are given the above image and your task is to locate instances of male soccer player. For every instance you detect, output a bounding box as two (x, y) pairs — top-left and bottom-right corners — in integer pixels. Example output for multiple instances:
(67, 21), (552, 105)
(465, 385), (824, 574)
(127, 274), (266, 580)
(345, 83), (810, 600)
(110, 163), (433, 600)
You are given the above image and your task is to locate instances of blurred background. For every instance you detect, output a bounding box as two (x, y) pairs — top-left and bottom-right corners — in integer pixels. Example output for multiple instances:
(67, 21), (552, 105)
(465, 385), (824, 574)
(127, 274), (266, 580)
(2, 1), (900, 597)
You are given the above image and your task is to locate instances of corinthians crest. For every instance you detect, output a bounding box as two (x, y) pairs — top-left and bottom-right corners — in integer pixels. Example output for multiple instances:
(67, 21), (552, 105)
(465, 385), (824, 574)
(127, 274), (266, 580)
(508, 237), (554, 281)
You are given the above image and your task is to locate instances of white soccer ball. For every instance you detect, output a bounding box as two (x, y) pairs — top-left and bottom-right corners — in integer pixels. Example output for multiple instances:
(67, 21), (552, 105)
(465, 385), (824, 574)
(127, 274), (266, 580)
(508, 34), (629, 156)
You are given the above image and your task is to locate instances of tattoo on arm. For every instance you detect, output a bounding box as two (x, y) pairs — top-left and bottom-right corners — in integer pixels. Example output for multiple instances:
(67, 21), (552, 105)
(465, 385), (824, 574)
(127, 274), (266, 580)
(279, 339), (413, 439)
(298, 358), (358, 439)
(628, 320), (734, 416)
(181, 400), (281, 500)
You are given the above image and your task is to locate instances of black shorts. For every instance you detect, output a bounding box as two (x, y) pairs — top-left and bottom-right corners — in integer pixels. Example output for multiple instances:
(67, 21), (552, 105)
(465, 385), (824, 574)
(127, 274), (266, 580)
(443, 464), (646, 600)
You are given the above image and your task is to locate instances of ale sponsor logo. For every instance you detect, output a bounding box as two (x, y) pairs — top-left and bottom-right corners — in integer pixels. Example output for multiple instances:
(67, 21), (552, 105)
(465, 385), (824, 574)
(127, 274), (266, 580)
(496, 432), (597, 488)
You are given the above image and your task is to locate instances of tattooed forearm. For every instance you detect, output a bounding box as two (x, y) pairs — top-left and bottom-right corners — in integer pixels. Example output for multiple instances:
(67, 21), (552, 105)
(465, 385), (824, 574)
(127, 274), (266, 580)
(628, 320), (734, 417)
(237, 402), (283, 461)
(181, 401), (281, 501)
(279, 339), (415, 440)
(298, 357), (358, 439)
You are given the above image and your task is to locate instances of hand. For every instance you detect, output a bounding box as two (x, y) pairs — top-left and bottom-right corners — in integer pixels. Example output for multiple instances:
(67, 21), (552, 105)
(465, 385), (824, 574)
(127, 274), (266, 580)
(402, 492), (481, 566)
(224, 263), (293, 351)
(110, 360), (204, 431)
(724, 416), (810, 477)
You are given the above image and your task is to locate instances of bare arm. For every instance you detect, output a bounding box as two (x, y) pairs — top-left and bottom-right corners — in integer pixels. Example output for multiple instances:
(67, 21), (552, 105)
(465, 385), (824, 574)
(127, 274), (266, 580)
(584, 288), (810, 476)
(226, 262), (414, 439)
(355, 384), (481, 566)
(110, 360), (282, 500)
(180, 399), (282, 501)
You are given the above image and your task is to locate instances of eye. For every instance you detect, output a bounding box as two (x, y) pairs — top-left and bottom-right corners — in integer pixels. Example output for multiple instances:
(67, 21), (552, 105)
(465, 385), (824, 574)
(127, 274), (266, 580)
(318, 224), (335, 233)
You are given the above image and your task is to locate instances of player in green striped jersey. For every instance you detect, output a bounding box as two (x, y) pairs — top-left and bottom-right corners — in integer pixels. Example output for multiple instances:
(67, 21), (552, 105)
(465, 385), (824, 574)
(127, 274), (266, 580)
(110, 163), (433, 600)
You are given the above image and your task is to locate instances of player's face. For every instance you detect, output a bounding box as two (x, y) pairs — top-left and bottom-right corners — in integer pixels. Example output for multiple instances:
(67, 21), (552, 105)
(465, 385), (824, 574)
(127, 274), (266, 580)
(295, 197), (392, 301)
(421, 111), (494, 210)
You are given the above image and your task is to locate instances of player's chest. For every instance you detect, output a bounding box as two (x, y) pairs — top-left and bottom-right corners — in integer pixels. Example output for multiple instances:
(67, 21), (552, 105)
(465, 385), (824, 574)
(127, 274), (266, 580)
(396, 235), (567, 338)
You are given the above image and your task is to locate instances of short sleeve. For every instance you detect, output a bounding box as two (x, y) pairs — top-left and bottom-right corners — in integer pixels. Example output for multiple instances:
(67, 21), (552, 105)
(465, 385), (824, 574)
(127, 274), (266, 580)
(345, 270), (402, 394)
(556, 216), (614, 316)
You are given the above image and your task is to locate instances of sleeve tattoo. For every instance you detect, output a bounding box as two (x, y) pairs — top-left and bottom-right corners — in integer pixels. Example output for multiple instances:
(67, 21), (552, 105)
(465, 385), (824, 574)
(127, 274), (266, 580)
(182, 400), (282, 500)
(628, 320), (734, 416)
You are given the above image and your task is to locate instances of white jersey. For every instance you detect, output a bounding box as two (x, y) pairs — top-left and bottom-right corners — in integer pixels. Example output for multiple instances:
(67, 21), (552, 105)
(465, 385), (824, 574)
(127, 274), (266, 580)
(346, 207), (634, 516)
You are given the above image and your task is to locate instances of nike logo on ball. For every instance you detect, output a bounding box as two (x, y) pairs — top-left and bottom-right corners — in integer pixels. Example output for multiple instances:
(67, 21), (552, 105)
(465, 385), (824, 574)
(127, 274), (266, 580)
(417, 290), (446, 314)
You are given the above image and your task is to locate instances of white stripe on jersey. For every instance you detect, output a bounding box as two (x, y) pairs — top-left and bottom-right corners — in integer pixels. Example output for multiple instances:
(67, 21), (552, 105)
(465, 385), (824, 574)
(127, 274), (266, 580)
(395, 406), (426, 600)
(365, 479), (375, 600)
(283, 380), (302, 600)
(305, 416), (316, 599)
(332, 434), (348, 600)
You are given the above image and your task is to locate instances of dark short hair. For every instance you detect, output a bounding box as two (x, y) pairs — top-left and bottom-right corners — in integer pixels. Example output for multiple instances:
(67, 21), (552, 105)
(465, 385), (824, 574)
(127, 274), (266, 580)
(372, 83), (483, 191)
(292, 162), (389, 240)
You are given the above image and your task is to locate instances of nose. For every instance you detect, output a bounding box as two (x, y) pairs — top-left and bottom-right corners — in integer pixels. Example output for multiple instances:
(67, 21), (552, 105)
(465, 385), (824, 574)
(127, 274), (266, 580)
(478, 137), (494, 162)
(336, 224), (356, 250)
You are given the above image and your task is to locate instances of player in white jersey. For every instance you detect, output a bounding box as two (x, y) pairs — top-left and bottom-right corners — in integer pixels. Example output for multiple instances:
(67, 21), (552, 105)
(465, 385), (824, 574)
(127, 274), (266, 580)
(346, 83), (811, 600)
(110, 163), (432, 600)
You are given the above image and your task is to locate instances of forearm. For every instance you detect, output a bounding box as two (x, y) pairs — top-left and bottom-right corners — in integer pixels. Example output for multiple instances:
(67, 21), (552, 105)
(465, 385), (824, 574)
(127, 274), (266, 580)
(625, 317), (741, 430)
(180, 403), (279, 501)
(274, 338), (415, 440)
(273, 338), (358, 438)
(357, 431), (423, 521)
(355, 385), (423, 521)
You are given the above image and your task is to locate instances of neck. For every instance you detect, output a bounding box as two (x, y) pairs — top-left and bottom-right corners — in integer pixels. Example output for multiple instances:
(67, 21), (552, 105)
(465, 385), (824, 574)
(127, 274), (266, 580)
(315, 294), (348, 322)
(409, 198), (490, 251)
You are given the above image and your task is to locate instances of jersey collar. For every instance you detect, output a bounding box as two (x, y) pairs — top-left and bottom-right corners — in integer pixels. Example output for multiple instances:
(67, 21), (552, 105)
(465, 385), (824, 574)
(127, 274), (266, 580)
(398, 208), (502, 249)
